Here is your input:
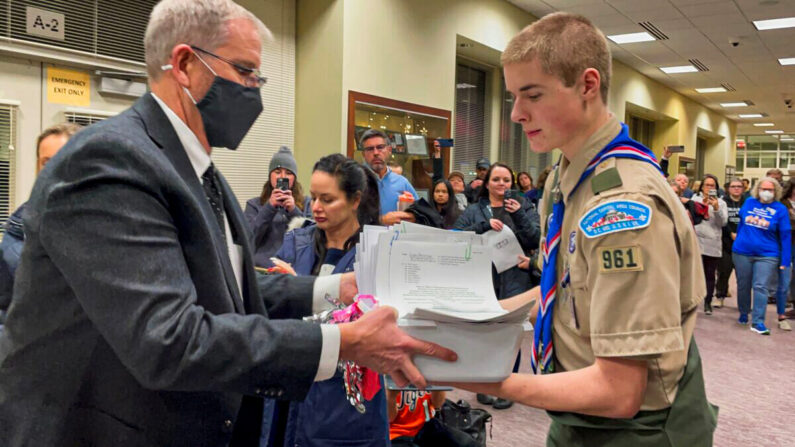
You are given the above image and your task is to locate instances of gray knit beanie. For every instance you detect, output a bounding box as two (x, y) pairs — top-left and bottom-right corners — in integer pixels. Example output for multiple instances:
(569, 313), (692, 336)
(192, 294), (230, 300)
(269, 146), (297, 175)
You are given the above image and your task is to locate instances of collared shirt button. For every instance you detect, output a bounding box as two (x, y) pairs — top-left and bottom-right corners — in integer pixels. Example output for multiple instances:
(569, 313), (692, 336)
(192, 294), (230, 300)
(276, 389), (284, 397)
(255, 388), (262, 395)
(222, 419), (233, 432)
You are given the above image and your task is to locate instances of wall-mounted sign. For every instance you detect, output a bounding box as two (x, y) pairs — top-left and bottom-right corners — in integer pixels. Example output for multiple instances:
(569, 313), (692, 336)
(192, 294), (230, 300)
(26, 7), (65, 41)
(47, 67), (90, 107)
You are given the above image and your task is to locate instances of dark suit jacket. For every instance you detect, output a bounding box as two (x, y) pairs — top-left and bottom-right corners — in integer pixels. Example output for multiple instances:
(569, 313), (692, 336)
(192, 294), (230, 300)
(0, 94), (324, 447)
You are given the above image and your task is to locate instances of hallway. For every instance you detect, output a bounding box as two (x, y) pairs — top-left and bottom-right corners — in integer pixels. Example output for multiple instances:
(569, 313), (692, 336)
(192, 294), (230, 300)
(449, 297), (795, 446)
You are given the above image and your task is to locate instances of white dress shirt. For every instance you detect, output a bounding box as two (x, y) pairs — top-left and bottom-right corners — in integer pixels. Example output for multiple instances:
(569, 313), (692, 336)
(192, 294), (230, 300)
(151, 93), (340, 381)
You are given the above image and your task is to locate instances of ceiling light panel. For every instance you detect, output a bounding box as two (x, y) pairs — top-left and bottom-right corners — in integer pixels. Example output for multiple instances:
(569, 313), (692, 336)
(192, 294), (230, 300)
(660, 65), (698, 74)
(695, 87), (727, 93)
(721, 102), (749, 107)
(754, 123), (775, 127)
(753, 17), (795, 31)
(607, 32), (656, 44)
(779, 58), (795, 66)
(738, 113), (763, 118)
(766, 130), (784, 134)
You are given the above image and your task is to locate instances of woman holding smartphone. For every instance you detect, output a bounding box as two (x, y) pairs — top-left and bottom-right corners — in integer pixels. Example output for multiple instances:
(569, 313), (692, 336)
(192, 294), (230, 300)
(692, 174), (728, 315)
(454, 163), (540, 410)
(244, 146), (312, 268)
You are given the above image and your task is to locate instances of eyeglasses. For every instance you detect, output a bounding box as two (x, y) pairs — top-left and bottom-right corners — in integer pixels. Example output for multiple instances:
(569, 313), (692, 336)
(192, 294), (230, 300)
(190, 45), (267, 88)
(729, 185), (744, 188)
(363, 143), (389, 152)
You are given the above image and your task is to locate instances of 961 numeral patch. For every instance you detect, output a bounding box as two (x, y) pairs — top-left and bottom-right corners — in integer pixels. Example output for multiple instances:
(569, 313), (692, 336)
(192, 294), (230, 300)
(598, 246), (643, 273)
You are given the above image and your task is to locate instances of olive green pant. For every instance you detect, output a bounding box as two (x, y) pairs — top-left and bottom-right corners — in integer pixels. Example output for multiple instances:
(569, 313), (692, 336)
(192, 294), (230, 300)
(546, 339), (718, 447)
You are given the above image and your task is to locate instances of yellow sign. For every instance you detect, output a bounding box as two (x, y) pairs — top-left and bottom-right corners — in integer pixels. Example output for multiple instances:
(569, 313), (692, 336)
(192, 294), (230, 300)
(47, 67), (90, 107)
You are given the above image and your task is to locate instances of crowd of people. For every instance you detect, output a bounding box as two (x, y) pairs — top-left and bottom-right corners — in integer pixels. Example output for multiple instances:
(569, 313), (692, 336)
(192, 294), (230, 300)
(662, 150), (795, 334)
(0, 1), (778, 445)
(2, 107), (792, 447)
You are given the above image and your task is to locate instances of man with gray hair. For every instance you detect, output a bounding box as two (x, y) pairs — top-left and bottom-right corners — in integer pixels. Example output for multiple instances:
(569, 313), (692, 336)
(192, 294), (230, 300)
(0, 1), (455, 446)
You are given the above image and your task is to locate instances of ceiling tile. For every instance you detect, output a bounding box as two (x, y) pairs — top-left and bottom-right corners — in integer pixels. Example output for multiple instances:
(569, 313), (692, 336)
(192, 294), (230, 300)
(651, 18), (696, 32)
(734, 0), (795, 21)
(561, 2), (620, 16)
(606, 0), (670, 13)
(624, 5), (686, 22)
(675, 1), (741, 18)
(689, 12), (749, 28)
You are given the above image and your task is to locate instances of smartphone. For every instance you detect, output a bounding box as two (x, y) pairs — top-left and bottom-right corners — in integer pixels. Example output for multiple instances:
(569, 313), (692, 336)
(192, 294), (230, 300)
(504, 189), (515, 202)
(436, 138), (454, 148)
(666, 145), (685, 153)
(708, 189), (717, 197)
(276, 178), (290, 191)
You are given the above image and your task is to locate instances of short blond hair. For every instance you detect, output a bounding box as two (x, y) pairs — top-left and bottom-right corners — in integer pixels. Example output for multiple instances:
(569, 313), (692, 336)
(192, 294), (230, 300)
(501, 12), (611, 104)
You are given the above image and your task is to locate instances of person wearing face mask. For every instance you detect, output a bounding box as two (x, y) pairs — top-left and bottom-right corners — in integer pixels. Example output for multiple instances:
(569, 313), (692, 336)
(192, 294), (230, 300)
(244, 146), (312, 268)
(0, 2), (458, 446)
(733, 177), (792, 335)
(714, 178), (746, 308)
(454, 162), (540, 410)
(691, 174), (728, 315)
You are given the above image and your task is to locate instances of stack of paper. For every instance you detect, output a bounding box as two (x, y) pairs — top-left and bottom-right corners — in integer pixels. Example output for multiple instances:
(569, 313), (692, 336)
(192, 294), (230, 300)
(354, 222), (532, 381)
(355, 221), (530, 324)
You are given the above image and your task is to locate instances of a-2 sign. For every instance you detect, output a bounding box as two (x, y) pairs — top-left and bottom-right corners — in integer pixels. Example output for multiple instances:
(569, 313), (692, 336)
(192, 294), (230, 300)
(26, 6), (65, 42)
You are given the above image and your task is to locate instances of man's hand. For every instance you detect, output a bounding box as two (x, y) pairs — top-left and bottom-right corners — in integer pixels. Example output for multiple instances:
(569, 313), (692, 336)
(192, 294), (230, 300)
(662, 147), (672, 160)
(471, 179), (483, 189)
(339, 272), (358, 305)
(338, 306), (457, 388)
(517, 254), (530, 270)
(382, 211), (414, 226)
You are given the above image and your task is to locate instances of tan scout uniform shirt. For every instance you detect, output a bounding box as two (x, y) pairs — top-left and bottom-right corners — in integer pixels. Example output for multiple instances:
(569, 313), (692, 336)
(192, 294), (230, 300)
(538, 115), (706, 411)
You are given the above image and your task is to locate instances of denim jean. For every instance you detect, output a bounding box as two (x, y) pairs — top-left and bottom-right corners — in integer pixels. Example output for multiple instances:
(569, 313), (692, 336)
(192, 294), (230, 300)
(733, 253), (778, 326)
(776, 266), (792, 316)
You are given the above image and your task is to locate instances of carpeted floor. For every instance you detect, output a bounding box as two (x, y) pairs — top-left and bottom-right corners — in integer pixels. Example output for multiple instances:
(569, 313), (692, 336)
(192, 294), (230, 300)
(448, 280), (795, 447)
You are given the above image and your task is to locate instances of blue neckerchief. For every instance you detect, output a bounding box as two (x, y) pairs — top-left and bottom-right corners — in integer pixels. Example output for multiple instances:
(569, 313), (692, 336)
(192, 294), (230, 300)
(531, 123), (663, 374)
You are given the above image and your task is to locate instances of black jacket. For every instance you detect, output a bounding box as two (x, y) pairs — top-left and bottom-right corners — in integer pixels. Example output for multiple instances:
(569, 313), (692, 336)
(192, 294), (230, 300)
(0, 94), (322, 447)
(454, 197), (540, 298)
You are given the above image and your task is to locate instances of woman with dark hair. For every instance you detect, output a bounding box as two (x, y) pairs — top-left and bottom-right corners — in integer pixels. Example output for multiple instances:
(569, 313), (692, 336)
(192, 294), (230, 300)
(517, 171), (535, 197)
(454, 162), (540, 410)
(691, 174), (728, 315)
(267, 154), (387, 446)
(244, 146), (312, 268)
(404, 179), (462, 229)
(525, 165), (551, 206)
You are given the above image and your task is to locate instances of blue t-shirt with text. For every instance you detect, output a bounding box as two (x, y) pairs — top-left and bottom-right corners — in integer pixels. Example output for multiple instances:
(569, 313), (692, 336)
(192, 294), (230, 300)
(732, 197), (791, 267)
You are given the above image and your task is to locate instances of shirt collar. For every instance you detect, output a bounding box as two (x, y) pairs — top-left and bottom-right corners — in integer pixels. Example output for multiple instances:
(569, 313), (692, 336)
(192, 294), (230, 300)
(151, 93), (211, 179)
(558, 114), (622, 201)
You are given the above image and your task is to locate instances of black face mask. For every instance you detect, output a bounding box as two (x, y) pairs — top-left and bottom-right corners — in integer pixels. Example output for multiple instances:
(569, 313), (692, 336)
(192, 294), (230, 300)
(191, 76), (263, 150)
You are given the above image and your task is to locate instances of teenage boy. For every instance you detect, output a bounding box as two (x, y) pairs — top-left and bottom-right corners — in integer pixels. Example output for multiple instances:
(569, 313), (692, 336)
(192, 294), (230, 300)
(452, 12), (717, 446)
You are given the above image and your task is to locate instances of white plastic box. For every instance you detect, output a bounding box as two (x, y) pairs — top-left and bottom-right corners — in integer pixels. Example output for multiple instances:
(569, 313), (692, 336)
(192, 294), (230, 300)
(399, 319), (531, 382)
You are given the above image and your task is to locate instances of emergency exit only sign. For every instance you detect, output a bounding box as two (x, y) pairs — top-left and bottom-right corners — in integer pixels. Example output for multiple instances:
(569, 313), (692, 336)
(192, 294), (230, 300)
(26, 6), (65, 41)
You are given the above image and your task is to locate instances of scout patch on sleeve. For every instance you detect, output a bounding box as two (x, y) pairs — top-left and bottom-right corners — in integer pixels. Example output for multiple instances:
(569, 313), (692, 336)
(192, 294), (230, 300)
(598, 245), (644, 273)
(578, 200), (652, 239)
